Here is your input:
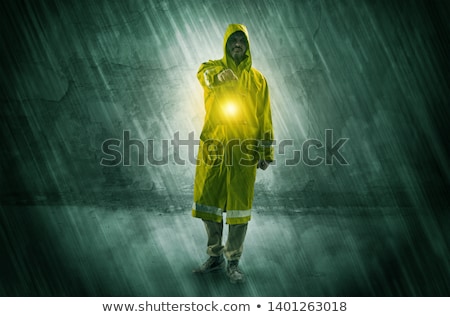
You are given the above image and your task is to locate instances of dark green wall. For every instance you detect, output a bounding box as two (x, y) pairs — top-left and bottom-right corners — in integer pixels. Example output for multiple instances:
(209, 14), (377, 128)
(1, 0), (448, 206)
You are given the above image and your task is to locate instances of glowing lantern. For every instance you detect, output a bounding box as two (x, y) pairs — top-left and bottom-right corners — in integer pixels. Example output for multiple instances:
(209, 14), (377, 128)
(223, 102), (238, 116)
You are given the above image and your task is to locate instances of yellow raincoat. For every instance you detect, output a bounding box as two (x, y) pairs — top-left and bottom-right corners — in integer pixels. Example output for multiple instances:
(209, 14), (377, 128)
(192, 24), (274, 224)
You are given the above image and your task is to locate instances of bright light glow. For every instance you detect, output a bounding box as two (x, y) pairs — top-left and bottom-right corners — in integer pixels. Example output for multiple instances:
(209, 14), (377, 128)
(223, 102), (237, 116)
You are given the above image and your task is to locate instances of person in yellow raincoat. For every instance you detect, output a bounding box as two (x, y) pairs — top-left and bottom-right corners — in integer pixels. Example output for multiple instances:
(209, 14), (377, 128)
(192, 24), (274, 283)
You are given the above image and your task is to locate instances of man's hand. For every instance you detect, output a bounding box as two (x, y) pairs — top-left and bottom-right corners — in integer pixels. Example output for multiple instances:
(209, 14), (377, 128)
(217, 69), (238, 83)
(257, 160), (271, 170)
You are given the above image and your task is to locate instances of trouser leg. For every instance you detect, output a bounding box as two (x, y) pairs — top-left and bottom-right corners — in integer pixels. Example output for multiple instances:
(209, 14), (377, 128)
(224, 223), (248, 261)
(203, 220), (224, 257)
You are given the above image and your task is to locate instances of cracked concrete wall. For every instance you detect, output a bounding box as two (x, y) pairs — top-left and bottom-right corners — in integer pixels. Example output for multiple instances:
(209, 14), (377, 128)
(1, 0), (448, 207)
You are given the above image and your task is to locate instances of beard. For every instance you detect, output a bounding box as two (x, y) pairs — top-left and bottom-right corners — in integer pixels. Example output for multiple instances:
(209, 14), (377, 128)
(230, 49), (245, 64)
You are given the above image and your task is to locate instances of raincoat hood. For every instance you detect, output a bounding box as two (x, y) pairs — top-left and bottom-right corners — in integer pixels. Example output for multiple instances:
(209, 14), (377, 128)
(222, 24), (252, 72)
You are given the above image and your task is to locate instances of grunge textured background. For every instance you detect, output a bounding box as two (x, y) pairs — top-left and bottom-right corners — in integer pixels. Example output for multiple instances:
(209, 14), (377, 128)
(1, 0), (448, 296)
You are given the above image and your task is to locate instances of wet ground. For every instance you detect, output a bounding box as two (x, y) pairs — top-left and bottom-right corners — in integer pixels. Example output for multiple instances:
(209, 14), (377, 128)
(1, 196), (448, 297)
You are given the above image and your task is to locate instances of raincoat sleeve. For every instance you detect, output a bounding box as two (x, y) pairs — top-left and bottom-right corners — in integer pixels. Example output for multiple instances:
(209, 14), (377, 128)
(197, 60), (225, 89)
(257, 77), (275, 162)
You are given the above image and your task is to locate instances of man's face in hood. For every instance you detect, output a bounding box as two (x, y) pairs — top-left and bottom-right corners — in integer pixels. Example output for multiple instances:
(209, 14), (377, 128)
(226, 31), (247, 65)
